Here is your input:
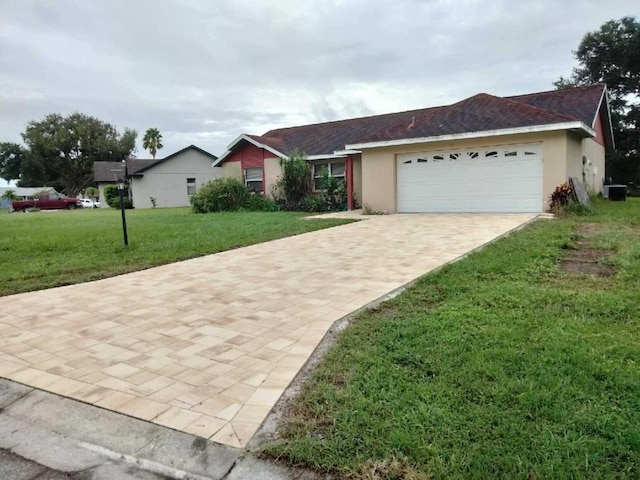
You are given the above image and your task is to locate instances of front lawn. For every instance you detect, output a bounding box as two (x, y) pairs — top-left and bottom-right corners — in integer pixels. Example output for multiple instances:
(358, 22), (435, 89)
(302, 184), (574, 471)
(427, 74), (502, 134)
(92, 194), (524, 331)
(0, 208), (349, 297)
(264, 198), (640, 479)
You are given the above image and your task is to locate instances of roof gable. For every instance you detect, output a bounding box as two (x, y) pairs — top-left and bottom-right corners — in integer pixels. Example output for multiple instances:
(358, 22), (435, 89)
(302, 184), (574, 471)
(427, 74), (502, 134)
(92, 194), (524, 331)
(132, 145), (218, 175)
(94, 145), (217, 182)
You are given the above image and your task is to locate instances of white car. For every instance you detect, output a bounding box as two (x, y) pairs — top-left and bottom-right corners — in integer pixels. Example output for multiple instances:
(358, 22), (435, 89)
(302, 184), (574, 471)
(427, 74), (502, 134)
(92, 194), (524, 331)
(79, 198), (100, 209)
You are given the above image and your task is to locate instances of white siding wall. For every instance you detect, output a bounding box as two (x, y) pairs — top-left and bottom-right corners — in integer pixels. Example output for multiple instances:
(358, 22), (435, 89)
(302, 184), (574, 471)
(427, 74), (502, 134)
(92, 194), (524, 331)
(130, 149), (223, 208)
(98, 183), (113, 208)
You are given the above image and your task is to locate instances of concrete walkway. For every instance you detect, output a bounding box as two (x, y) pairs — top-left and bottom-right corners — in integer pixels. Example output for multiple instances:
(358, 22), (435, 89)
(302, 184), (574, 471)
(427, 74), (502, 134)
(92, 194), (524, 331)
(0, 214), (536, 449)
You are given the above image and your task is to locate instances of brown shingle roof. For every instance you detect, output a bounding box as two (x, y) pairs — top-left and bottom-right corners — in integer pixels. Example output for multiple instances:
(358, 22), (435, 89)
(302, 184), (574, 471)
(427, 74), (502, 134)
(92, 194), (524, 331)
(226, 84), (606, 158)
(507, 84), (605, 127)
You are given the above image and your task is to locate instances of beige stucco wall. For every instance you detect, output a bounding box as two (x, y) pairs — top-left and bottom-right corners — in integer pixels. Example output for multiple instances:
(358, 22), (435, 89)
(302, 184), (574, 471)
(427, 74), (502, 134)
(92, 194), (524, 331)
(352, 156), (363, 208)
(360, 131), (573, 213)
(131, 150), (222, 209)
(361, 150), (397, 213)
(264, 157), (282, 198)
(566, 134), (583, 183)
(221, 161), (242, 180)
(582, 138), (605, 193)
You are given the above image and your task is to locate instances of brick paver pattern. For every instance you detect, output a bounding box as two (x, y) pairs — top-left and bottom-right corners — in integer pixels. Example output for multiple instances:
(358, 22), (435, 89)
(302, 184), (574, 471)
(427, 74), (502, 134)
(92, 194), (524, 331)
(0, 214), (536, 447)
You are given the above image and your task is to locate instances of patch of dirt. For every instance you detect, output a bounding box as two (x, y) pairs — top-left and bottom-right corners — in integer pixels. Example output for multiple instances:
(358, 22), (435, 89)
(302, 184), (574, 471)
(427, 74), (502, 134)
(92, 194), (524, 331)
(576, 223), (603, 235)
(563, 248), (610, 263)
(560, 261), (615, 277)
(560, 225), (615, 277)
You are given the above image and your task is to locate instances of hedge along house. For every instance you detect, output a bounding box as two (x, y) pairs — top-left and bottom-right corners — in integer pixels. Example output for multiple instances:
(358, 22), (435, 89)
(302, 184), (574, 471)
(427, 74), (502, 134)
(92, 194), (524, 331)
(94, 145), (222, 208)
(214, 84), (613, 213)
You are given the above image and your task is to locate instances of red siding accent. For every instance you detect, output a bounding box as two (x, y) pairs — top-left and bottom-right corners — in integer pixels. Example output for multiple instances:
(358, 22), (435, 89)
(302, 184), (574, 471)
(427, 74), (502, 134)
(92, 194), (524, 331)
(223, 142), (268, 168)
(224, 142), (271, 194)
(346, 156), (354, 210)
(593, 108), (606, 147)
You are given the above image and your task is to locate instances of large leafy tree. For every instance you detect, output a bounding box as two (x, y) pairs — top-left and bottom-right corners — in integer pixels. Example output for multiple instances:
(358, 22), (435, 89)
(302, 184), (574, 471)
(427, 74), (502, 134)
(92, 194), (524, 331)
(4, 113), (137, 196)
(0, 142), (29, 183)
(142, 128), (163, 159)
(555, 16), (640, 186)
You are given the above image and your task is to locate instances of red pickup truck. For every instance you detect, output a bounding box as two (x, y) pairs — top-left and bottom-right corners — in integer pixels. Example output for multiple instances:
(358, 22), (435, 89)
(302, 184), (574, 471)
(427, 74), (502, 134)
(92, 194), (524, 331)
(12, 192), (81, 212)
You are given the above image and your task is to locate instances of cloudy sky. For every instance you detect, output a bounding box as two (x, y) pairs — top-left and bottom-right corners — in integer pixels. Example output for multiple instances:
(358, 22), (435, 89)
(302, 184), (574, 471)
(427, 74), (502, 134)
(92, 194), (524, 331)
(1, 0), (638, 184)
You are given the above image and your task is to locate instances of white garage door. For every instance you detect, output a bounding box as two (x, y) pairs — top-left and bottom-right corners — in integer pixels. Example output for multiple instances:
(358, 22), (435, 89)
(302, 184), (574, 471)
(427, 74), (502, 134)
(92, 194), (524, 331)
(397, 143), (543, 213)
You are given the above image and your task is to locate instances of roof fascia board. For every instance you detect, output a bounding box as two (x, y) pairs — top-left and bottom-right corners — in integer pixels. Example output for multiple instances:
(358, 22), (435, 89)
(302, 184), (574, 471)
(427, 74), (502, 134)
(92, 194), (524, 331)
(345, 122), (595, 150)
(306, 153), (348, 160)
(598, 87), (616, 150)
(333, 149), (361, 155)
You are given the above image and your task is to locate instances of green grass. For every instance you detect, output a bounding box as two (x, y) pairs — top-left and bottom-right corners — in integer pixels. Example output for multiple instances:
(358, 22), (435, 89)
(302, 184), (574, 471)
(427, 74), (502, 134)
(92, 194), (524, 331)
(0, 207), (349, 297)
(263, 198), (640, 479)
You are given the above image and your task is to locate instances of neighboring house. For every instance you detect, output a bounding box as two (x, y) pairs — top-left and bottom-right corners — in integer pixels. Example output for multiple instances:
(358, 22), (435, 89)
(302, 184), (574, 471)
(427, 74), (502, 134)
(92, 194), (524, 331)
(0, 186), (54, 210)
(93, 145), (222, 209)
(214, 84), (613, 213)
(93, 159), (152, 208)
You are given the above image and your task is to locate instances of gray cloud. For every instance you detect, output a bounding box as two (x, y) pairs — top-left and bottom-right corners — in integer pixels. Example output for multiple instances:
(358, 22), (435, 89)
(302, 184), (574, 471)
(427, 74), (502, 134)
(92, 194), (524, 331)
(1, 0), (638, 170)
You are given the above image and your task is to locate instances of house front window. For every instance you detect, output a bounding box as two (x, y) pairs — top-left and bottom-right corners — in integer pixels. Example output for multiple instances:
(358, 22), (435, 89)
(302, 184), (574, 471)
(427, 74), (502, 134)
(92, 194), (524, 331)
(244, 168), (263, 193)
(187, 178), (196, 196)
(313, 161), (345, 191)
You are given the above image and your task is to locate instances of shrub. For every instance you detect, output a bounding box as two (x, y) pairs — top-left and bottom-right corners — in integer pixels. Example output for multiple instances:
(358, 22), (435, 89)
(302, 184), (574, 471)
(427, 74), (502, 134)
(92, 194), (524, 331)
(277, 150), (312, 203)
(191, 178), (276, 213)
(190, 177), (250, 213)
(149, 196), (157, 208)
(301, 195), (327, 212)
(549, 183), (573, 214)
(244, 193), (278, 211)
(104, 184), (133, 209)
(276, 195), (328, 212)
(85, 186), (99, 200)
(320, 169), (347, 211)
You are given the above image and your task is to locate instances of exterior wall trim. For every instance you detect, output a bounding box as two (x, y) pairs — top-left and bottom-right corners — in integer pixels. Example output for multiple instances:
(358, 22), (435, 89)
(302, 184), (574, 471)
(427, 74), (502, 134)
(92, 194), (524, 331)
(345, 122), (595, 150)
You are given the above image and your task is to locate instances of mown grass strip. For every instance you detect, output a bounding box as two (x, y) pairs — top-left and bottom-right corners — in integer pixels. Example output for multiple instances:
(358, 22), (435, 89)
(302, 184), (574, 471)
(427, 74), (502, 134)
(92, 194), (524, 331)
(0, 208), (349, 296)
(264, 199), (640, 479)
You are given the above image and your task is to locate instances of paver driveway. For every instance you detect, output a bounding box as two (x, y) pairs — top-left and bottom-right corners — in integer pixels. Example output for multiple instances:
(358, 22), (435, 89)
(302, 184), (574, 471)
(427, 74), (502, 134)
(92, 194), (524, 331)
(0, 213), (536, 448)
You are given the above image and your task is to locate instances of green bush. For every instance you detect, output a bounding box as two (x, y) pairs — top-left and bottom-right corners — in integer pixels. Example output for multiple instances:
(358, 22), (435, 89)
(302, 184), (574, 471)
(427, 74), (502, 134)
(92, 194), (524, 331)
(320, 169), (347, 211)
(104, 184), (133, 209)
(300, 196), (327, 212)
(277, 150), (312, 203)
(191, 177), (276, 213)
(245, 193), (278, 211)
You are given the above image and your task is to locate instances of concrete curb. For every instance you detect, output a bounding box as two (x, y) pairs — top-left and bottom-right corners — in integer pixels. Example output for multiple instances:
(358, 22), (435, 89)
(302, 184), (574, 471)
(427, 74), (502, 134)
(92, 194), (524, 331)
(0, 379), (294, 479)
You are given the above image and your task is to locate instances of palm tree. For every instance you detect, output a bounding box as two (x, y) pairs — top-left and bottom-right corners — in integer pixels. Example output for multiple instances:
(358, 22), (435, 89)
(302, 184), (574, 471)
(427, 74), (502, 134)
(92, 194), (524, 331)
(142, 128), (163, 159)
(1, 189), (19, 201)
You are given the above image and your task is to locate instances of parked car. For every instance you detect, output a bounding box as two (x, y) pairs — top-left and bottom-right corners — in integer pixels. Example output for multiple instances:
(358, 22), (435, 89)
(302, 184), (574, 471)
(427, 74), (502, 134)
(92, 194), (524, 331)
(12, 191), (81, 212)
(79, 198), (101, 209)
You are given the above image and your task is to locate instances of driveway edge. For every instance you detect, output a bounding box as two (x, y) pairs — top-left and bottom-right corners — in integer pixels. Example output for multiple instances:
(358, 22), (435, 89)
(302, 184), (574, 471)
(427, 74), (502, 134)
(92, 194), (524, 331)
(249, 214), (543, 452)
